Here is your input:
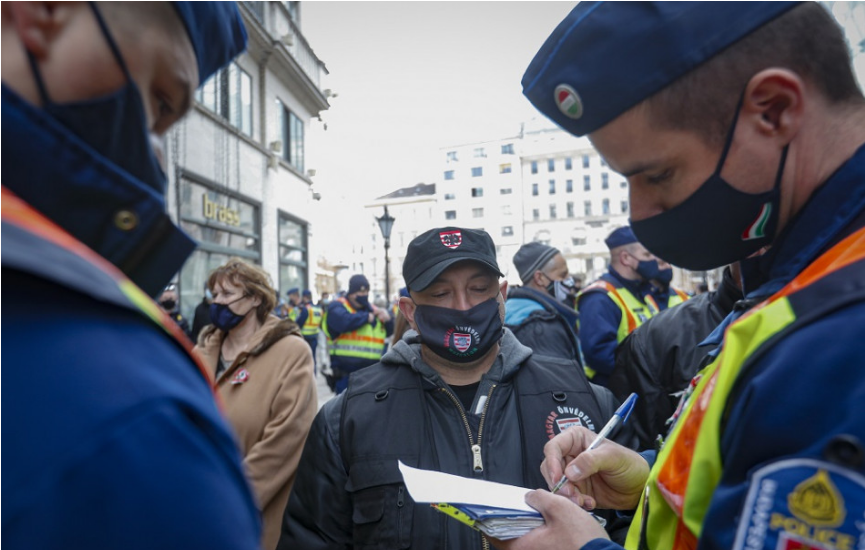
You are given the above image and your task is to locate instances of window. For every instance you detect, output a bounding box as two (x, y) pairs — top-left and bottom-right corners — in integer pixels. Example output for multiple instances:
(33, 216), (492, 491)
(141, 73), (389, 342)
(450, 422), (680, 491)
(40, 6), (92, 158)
(500, 188), (513, 195)
(566, 179), (573, 193)
(474, 147), (486, 158)
(548, 158), (555, 172)
(501, 143), (514, 155)
(532, 183), (539, 196)
(444, 170), (454, 180)
(531, 161), (538, 174)
(472, 208), (484, 218)
(447, 151), (458, 162)
(567, 202), (575, 218)
(621, 200), (629, 213)
(197, 62), (252, 136)
(502, 226), (514, 237)
(445, 210), (457, 220)
(471, 187), (484, 198)
(572, 236), (587, 246)
(585, 258), (594, 272)
(499, 163), (512, 174)
(532, 208), (540, 221)
(471, 167), (483, 177)
(277, 99), (304, 172)
(584, 176), (591, 191)
(621, 180), (628, 188)
(602, 198), (610, 214)
(565, 157), (573, 170)
(278, 211), (308, 295)
(444, 193), (456, 200)
(549, 180), (556, 194)
(584, 201), (592, 216)
(602, 173), (609, 189)
(550, 204), (557, 219)
(582, 155), (590, 168)
(501, 205), (512, 215)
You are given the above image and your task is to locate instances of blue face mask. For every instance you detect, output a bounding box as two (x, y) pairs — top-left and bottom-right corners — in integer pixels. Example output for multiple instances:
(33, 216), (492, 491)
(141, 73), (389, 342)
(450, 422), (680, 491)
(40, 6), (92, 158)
(656, 267), (673, 286)
(209, 296), (253, 332)
(25, 2), (165, 192)
(635, 259), (662, 282)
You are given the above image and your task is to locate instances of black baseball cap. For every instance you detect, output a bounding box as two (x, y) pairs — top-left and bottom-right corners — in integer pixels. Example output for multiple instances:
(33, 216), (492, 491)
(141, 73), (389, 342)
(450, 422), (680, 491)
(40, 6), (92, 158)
(403, 227), (503, 292)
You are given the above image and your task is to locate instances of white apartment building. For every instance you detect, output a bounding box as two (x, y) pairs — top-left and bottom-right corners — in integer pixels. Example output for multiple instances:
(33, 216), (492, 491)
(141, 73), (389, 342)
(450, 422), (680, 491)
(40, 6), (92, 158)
(164, 1), (330, 319)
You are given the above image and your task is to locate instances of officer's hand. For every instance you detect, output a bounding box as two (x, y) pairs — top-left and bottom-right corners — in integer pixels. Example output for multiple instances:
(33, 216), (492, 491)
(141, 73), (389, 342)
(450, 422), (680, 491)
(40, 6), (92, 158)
(541, 426), (648, 511)
(487, 490), (608, 550)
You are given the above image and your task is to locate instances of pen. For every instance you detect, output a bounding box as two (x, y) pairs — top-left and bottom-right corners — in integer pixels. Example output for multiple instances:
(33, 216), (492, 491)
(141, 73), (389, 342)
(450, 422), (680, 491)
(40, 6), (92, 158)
(550, 393), (638, 495)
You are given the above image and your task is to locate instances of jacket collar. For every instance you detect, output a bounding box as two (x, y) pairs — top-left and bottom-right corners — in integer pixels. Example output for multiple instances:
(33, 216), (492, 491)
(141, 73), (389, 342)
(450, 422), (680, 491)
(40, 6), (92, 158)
(1, 85), (195, 298)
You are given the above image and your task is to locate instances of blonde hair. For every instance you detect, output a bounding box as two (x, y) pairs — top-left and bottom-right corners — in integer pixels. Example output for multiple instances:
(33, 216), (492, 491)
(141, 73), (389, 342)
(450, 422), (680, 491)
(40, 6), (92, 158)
(207, 257), (277, 323)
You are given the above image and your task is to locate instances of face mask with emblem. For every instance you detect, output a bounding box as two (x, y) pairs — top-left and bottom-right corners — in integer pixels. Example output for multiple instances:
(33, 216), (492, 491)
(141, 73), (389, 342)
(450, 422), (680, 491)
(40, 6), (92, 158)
(412, 298), (503, 363)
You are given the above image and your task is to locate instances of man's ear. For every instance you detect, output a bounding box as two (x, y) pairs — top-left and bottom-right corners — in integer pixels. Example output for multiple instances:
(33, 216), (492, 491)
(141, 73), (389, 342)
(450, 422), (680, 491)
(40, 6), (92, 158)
(743, 68), (804, 144)
(499, 279), (509, 298)
(531, 270), (546, 288)
(6, 2), (68, 59)
(398, 296), (418, 330)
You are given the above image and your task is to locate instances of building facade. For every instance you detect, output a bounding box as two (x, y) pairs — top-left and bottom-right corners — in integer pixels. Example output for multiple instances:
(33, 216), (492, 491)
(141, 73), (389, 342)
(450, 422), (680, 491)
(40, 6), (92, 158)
(164, 1), (330, 320)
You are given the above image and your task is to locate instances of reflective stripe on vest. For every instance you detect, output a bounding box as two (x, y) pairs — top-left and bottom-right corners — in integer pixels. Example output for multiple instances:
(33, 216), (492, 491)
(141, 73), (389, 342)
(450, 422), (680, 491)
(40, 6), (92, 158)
(1, 187), (212, 385)
(625, 226), (865, 550)
(301, 305), (322, 336)
(578, 280), (655, 379)
(325, 298), (386, 360)
(644, 288), (690, 313)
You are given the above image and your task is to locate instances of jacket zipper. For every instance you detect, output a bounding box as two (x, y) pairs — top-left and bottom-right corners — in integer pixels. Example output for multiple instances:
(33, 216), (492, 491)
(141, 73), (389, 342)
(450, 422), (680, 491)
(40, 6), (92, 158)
(439, 384), (496, 473)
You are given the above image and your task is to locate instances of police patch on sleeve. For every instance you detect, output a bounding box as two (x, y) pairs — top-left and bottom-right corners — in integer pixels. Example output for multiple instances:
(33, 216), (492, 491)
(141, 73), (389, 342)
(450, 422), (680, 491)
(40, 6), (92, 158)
(732, 459), (865, 550)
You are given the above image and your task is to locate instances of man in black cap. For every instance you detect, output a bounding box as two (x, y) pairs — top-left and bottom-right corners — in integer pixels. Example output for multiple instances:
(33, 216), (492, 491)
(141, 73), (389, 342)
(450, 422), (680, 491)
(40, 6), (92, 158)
(322, 273), (392, 394)
(577, 226), (659, 387)
(279, 227), (636, 549)
(497, 3), (865, 549)
(505, 242), (582, 364)
(1, 2), (258, 548)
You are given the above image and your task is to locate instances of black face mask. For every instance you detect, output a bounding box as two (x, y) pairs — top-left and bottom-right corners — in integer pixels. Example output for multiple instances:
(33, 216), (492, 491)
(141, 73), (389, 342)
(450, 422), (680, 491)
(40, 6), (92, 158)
(159, 299), (177, 311)
(25, 2), (166, 192)
(413, 298), (504, 363)
(631, 96), (789, 271)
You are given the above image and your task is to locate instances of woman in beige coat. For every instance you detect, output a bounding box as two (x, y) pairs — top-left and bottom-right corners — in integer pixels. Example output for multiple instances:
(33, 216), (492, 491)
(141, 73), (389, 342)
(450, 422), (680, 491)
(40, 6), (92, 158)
(194, 258), (316, 550)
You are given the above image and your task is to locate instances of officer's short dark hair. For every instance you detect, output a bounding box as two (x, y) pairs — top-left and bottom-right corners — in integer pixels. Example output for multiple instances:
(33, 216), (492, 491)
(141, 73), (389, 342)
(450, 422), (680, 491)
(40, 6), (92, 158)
(645, 2), (864, 148)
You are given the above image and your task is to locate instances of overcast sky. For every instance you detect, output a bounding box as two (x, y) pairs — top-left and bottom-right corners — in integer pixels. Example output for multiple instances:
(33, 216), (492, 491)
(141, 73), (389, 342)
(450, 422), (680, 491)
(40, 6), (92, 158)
(302, 1), (576, 207)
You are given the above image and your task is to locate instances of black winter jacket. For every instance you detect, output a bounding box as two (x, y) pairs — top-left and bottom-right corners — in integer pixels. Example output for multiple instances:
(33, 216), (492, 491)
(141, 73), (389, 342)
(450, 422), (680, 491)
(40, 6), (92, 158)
(609, 267), (743, 450)
(278, 330), (636, 549)
(505, 286), (582, 365)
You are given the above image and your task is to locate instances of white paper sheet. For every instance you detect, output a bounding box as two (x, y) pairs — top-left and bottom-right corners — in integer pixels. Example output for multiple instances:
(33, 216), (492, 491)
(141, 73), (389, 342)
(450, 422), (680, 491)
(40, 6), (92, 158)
(397, 461), (536, 512)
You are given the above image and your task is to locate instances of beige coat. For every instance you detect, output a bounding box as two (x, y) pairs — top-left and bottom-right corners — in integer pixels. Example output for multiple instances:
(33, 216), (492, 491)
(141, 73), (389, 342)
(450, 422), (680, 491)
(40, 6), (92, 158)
(195, 316), (316, 550)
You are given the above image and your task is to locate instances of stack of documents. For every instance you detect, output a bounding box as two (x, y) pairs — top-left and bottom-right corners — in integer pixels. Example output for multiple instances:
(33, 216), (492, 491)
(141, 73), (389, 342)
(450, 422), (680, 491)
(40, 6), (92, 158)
(397, 461), (544, 540)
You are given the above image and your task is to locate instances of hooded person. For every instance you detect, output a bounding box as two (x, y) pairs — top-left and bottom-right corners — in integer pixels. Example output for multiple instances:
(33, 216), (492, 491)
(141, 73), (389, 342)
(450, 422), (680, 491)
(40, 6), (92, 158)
(322, 273), (393, 394)
(278, 227), (637, 550)
(1, 2), (260, 548)
(504, 242), (583, 364)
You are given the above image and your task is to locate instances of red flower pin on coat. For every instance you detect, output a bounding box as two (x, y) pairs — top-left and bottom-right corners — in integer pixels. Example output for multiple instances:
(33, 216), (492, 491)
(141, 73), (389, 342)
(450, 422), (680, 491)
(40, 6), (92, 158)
(231, 368), (250, 385)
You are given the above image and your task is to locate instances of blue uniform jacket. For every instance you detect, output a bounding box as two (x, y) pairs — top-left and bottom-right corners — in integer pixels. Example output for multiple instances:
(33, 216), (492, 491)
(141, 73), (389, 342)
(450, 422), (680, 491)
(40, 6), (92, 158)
(1, 87), (260, 548)
(587, 143), (865, 550)
(578, 270), (654, 386)
(326, 300), (394, 372)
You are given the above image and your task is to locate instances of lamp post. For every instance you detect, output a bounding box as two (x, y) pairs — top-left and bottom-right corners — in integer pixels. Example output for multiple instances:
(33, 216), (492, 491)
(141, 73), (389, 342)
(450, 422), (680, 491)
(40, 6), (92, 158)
(376, 206), (396, 304)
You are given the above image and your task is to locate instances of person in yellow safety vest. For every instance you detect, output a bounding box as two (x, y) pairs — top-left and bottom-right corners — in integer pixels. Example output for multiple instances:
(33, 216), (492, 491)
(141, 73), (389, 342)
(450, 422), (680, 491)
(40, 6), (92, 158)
(644, 259), (690, 314)
(323, 274), (393, 394)
(285, 287), (303, 322)
(492, 3), (865, 550)
(299, 289), (323, 374)
(576, 226), (659, 386)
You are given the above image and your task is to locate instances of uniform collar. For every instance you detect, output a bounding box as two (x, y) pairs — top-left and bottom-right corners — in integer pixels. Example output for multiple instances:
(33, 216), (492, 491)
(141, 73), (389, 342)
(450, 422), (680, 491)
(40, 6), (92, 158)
(1, 84), (194, 297)
(741, 141), (865, 298)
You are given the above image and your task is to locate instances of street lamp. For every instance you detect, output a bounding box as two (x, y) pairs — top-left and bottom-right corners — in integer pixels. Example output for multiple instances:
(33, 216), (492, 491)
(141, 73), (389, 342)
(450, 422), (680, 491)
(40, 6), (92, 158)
(376, 206), (396, 304)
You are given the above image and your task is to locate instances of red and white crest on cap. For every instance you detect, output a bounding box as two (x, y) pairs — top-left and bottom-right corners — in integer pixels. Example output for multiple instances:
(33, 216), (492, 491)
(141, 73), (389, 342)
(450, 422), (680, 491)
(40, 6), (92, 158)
(440, 230), (462, 249)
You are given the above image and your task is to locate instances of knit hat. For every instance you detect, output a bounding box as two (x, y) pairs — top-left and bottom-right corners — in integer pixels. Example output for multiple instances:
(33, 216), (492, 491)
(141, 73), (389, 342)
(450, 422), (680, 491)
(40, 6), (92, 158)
(348, 274), (370, 295)
(514, 242), (560, 284)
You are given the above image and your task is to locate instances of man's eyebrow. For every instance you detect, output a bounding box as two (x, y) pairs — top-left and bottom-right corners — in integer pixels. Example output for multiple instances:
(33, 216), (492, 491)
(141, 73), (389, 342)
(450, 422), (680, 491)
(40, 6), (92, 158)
(620, 160), (663, 178)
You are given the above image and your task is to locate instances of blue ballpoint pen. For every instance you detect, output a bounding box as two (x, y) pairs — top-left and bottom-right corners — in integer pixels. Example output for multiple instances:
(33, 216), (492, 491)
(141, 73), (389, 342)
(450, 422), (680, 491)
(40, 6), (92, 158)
(550, 392), (638, 494)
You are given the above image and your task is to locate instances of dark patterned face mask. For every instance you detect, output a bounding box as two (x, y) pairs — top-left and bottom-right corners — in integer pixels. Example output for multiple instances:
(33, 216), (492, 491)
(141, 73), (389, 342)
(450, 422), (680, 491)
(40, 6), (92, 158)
(413, 298), (503, 363)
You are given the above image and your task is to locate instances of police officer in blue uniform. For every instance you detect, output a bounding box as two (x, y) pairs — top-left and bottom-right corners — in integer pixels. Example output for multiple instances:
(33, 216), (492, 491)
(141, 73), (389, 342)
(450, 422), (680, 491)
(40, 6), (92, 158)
(2, 3), (258, 548)
(494, 3), (865, 550)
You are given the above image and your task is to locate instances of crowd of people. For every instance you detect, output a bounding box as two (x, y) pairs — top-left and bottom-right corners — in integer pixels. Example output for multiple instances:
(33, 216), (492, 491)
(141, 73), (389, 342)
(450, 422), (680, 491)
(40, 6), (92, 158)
(4, 2), (864, 550)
